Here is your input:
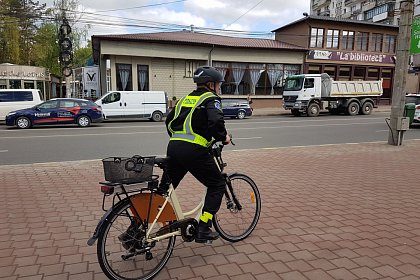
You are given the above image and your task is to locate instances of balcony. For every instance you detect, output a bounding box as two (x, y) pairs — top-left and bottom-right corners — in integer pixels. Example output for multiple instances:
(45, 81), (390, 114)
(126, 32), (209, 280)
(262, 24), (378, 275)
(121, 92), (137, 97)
(319, 9), (331, 16)
(362, 1), (376, 11)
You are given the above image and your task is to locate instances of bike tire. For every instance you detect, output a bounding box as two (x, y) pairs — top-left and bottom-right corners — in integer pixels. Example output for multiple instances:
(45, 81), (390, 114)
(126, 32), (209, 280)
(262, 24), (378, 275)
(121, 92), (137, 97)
(213, 173), (261, 242)
(97, 199), (176, 280)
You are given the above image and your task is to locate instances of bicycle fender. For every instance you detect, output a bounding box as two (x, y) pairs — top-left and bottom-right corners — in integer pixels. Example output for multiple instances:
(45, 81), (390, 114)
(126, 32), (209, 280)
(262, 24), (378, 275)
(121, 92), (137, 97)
(87, 197), (132, 246)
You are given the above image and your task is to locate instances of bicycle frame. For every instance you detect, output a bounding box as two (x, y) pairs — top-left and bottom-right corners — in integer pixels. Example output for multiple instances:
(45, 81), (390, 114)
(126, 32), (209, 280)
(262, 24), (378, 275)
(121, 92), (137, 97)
(145, 143), (226, 242)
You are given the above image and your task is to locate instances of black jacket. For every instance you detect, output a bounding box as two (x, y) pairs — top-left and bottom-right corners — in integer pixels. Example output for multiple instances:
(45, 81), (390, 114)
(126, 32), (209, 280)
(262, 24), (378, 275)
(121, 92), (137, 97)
(165, 89), (227, 143)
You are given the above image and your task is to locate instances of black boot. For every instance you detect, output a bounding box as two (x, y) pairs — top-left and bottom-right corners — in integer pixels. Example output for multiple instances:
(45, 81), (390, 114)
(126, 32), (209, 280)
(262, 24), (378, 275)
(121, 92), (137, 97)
(196, 212), (219, 243)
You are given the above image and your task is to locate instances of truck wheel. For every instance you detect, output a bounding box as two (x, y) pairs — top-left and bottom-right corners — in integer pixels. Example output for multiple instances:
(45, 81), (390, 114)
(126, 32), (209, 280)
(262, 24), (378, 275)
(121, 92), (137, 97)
(151, 111), (163, 122)
(347, 102), (360, 116)
(360, 102), (373, 115)
(291, 109), (301, 117)
(307, 103), (320, 117)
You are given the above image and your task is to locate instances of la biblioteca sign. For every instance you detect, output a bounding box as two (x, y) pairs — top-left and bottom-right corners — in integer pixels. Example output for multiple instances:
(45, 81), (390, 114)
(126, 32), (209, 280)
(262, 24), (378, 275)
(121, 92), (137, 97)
(308, 50), (395, 64)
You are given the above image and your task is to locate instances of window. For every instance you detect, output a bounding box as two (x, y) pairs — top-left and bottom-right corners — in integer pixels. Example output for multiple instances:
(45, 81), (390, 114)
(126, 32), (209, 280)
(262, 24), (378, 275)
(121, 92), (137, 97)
(368, 68), (379, 79)
(9, 80), (21, 89)
(308, 65), (322, 74)
(326, 29), (339, 49)
(116, 64), (132, 91)
(370, 33), (383, 52)
(354, 67), (366, 80)
(339, 66), (351, 80)
(0, 80), (6, 89)
(310, 28), (324, 48)
(60, 100), (77, 108)
(24, 80), (35, 89)
(341, 31), (354, 50)
(103, 92), (121, 104)
(38, 100), (58, 109)
(384, 35), (396, 53)
(324, 66), (337, 79)
(304, 78), (315, 88)
(356, 32), (369, 51)
(137, 65), (149, 91)
(0, 91), (34, 102)
(185, 61), (200, 78)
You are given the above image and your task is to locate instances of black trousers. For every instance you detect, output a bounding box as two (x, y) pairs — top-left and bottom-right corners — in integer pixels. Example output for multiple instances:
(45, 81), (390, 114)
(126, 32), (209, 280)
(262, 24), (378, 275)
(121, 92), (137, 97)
(166, 140), (226, 215)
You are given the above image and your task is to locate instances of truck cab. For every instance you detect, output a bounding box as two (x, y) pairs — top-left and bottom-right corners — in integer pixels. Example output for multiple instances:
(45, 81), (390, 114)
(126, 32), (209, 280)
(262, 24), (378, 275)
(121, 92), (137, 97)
(283, 74), (323, 116)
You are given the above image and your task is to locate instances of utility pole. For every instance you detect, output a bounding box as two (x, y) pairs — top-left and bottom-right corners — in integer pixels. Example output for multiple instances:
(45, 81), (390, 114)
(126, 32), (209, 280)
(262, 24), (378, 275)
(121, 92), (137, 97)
(388, 0), (414, 145)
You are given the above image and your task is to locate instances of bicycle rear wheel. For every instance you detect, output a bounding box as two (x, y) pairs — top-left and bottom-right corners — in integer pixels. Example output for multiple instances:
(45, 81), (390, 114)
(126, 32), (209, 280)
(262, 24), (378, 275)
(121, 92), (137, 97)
(97, 199), (176, 280)
(213, 173), (261, 242)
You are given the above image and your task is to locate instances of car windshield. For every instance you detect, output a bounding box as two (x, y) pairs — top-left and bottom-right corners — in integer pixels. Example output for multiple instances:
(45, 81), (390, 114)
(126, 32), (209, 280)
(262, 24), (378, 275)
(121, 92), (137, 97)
(284, 77), (304, 91)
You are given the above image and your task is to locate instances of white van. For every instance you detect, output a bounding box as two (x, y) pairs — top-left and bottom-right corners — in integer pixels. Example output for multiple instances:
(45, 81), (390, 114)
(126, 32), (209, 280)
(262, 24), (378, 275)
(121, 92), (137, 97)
(0, 89), (43, 121)
(95, 91), (168, 122)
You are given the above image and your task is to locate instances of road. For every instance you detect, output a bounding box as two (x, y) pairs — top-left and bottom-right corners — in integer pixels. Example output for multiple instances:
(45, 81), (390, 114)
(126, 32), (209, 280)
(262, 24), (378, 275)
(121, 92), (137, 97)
(1, 112), (419, 165)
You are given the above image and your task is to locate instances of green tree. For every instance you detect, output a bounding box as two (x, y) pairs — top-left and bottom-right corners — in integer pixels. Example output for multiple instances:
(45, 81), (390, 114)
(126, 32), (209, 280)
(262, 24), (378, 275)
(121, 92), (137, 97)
(32, 22), (61, 76)
(73, 41), (92, 67)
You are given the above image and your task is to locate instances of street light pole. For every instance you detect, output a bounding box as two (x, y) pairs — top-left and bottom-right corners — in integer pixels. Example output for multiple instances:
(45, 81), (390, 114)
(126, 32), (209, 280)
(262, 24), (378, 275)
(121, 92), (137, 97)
(388, 0), (414, 145)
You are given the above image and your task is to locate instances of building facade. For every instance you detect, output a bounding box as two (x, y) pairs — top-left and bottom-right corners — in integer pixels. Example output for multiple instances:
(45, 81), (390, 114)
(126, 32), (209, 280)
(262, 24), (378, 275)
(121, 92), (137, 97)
(310, 0), (403, 25)
(273, 16), (398, 99)
(92, 31), (306, 107)
(0, 63), (53, 99)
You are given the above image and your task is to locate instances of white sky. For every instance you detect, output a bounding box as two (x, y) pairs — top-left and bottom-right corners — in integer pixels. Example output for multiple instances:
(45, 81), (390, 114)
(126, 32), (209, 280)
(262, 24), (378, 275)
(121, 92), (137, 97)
(41, 0), (310, 41)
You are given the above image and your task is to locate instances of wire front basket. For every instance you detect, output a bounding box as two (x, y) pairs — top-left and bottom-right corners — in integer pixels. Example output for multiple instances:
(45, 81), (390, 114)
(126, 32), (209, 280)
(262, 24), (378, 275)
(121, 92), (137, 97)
(102, 156), (155, 184)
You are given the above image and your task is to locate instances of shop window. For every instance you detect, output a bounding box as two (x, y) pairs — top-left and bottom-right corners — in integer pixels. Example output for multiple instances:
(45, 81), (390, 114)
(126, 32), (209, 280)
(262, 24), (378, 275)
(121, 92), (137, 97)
(341, 31), (354, 50)
(356, 32), (369, 51)
(326, 29), (339, 49)
(310, 28), (324, 48)
(324, 66), (337, 79)
(37, 81), (45, 100)
(354, 67), (366, 80)
(381, 68), (393, 78)
(0, 80), (6, 89)
(137, 65), (149, 91)
(370, 33), (383, 52)
(24, 80), (35, 89)
(339, 66), (351, 80)
(9, 80), (21, 89)
(116, 64), (132, 91)
(368, 68), (379, 79)
(308, 65), (322, 74)
(384, 35), (396, 53)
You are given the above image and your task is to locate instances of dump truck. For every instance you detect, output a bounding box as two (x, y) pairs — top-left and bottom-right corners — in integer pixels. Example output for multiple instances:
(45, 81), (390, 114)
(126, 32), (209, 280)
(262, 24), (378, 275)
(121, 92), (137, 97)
(282, 73), (383, 117)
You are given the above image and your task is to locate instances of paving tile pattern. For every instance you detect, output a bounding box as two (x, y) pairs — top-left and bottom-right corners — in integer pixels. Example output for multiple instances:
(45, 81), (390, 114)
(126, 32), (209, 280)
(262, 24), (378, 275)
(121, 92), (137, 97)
(1, 140), (419, 280)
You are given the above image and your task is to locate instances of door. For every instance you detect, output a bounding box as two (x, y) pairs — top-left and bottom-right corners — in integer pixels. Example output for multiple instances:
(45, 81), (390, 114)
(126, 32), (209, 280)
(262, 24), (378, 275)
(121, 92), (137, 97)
(33, 100), (59, 125)
(303, 78), (317, 98)
(101, 92), (123, 118)
(57, 99), (80, 124)
(123, 92), (144, 118)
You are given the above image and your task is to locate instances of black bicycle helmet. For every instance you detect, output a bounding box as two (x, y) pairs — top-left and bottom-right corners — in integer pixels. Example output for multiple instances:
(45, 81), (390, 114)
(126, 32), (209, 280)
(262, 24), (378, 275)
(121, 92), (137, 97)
(193, 66), (225, 84)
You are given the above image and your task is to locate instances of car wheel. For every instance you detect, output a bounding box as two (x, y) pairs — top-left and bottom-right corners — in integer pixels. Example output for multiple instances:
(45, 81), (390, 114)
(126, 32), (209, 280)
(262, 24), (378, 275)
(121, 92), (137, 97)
(151, 111), (163, 122)
(237, 110), (246, 119)
(16, 116), (31, 129)
(77, 115), (91, 127)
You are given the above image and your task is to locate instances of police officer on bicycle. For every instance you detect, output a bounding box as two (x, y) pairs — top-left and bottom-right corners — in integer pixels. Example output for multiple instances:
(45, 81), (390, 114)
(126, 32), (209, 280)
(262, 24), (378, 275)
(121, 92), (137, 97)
(161, 66), (231, 243)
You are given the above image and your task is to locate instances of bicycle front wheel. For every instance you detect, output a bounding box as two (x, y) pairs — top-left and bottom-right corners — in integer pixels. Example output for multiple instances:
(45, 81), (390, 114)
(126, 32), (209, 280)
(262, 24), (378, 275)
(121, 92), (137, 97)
(97, 199), (176, 280)
(214, 173), (261, 242)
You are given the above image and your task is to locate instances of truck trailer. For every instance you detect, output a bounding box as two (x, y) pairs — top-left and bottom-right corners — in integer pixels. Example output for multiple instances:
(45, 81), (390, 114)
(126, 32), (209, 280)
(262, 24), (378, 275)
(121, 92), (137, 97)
(282, 73), (383, 117)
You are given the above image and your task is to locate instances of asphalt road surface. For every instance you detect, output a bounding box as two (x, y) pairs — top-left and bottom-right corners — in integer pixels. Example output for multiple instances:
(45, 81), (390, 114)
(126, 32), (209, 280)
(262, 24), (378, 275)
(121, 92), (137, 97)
(1, 112), (419, 165)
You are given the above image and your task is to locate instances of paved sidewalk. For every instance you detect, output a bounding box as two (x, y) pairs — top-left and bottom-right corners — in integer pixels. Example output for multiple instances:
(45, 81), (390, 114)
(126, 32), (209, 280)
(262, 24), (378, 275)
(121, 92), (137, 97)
(1, 139), (420, 280)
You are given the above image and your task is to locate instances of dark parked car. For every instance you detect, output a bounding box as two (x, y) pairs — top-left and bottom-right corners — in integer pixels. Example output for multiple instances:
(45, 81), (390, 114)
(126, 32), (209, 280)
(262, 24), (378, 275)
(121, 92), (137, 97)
(221, 99), (253, 119)
(6, 98), (103, 129)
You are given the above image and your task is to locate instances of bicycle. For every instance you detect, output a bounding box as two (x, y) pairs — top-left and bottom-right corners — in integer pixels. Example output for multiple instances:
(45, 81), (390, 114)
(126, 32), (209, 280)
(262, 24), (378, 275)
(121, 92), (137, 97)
(87, 139), (261, 280)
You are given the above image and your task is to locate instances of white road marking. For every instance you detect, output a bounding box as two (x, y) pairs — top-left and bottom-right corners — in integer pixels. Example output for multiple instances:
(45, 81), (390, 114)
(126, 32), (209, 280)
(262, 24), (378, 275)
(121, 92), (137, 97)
(376, 130), (389, 132)
(235, 137), (262, 140)
(0, 150), (8, 153)
(0, 122), (385, 139)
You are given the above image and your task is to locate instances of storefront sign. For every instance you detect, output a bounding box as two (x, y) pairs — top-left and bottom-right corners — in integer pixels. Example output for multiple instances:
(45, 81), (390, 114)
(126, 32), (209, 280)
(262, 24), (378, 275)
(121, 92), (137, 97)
(82, 66), (100, 98)
(308, 50), (395, 64)
(0, 65), (49, 81)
